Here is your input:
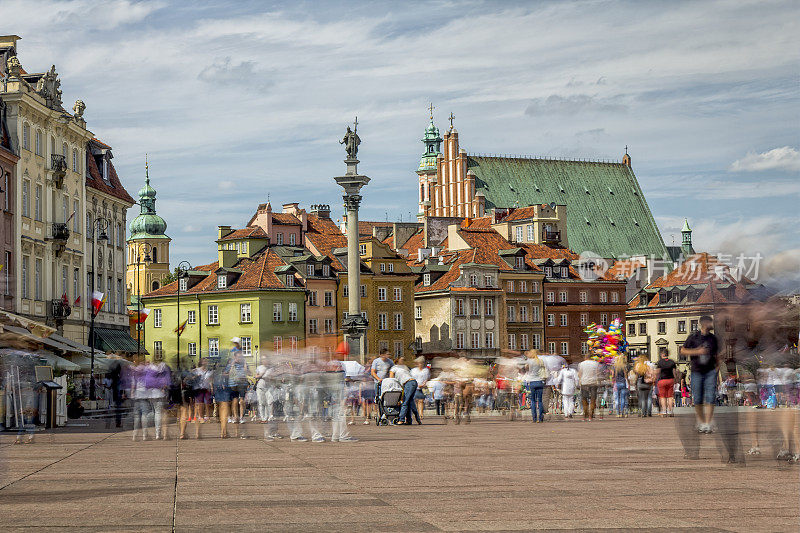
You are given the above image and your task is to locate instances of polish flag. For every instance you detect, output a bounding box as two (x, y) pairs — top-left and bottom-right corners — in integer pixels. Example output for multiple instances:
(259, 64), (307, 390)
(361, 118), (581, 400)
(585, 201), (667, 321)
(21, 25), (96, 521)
(91, 291), (106, 316)
(74, 295), (81, 306)
(130, 307), (151, 324)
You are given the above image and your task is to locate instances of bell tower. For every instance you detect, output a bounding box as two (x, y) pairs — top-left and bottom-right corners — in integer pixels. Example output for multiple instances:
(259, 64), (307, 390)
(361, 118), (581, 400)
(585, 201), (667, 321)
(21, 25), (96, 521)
(680, 218), (694, 257)
(417, 103), (442, 221)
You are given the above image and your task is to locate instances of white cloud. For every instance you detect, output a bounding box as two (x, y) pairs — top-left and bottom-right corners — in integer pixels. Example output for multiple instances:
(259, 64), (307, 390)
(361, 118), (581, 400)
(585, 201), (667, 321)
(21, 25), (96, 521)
(218, 180), (235, 190)
(729, 146), (800, 172)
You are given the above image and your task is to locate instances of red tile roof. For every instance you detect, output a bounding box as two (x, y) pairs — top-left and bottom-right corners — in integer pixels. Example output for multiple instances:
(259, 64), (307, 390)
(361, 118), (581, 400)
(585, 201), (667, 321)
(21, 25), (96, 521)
(304, 214), (348, 270)
(358, 220), (393, 236)
(271, 212), (301, 225)
(85, 139), (135, 204)
(144, 248), (295, 297)
(218, 226), (268, 241)
(501, 205), (539, 222)
(606, 258), (646, 280)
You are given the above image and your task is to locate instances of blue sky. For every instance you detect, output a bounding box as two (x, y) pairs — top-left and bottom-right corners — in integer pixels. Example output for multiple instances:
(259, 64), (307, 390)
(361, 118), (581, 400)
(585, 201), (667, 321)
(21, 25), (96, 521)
(5, 0), (799, 288)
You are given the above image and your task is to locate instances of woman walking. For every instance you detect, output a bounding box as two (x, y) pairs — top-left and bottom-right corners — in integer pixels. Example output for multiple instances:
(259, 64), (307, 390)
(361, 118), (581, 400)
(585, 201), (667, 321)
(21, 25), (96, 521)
(611, 356), (629, 417)
(526, 351), (547, 423)
(410, 357), (430, 420)
(656, 347), (678, 417)
(633, 355), (653, 417)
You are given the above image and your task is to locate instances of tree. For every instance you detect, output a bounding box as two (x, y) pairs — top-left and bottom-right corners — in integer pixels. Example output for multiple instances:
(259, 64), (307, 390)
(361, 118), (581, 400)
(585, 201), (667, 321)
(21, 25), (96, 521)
(161, 267), (182, 286)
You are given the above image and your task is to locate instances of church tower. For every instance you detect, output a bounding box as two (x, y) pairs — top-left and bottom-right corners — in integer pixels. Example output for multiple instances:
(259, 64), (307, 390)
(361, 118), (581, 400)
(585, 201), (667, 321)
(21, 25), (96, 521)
(680, 218), (694, 257)
(126, 160), (171, 303)
(417, 105), (442, 221)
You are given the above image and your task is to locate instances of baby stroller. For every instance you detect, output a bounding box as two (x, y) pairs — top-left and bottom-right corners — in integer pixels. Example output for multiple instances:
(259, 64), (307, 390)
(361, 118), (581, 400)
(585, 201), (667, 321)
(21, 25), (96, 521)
(376, 377), (403, 426)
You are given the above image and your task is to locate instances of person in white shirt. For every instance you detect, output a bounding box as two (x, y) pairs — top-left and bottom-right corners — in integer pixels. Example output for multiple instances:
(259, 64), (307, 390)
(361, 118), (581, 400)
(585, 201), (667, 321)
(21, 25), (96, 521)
(578, 354), (601, 420)
(410, 357), (430, 420)
(255, 355), (272, 422)
(555, 364), (579, 418)
(390, 359), (421, 425)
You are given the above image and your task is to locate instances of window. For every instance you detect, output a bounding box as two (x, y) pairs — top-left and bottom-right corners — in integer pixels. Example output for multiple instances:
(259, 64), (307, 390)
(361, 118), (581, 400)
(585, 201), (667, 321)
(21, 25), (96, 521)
(387, 263), (394, 273)
(273, 302), (282, 321)
(611, 292), (619, 303)
(216, 275), (227, 289)
(360, 285), (366, 298)
(324, 319), (334, 334)
(343, 284), (349, 297)
(153, 341), (162, 358)
(73, 200), (80, 232)
(275, 232), (283, 245)
(515, 257), (524, 270)
(273, 336), (283, 353)
(378, 340), (389, 353)
(532, 334), (541, 350)
(34, 259), (42, 300)
(470, 298), (480, 316)
(678, 320), (686, 333)
(378, 287), (387, 301)
(560, 267), (568, 278)
(73, 268), (79, 303)
(240, 303), (251, 323)
(471, 332), (480, 349)
(307, 264), (314, 277)
(558, 291), (567, 303)
(188, 342), (197, 357)
(519, 306), (528, 322)
(507, 306), (516, 322)
(690, 320), (699, 332)
(35, 130), (42, 155)
(507, 280), (514, 292)
(359, 243), (366, 256)
(560, 314), (568, 326)
(560, 342), (568, 356)
(532, 306), (540, 322)
(485, 299), (494, 316)
(323, 265), (330, 277)
(547, 314), (555, 326)
(515, 226), (523, 242)
(548, 341), (556, 354)
(527, 224), (534, 241)
(209, 338), (219, 356)
(34, 184), (42, 221)
(208, 305), (219, 324)
(579, 291), (588, 303)
(288, 302), (298, 321)
(289, 233), (296, 246)
(154, 308), (162, 327)
(484, 275), (493, 287)
(308, 291), (317, 306)
(393, 287), (402, 301)
(469, 274), (478, 287)
(455, 299), (464, 316)
(72, 148), (79, 172)
(485, 332), (495, 349)
(415, 306), (422, 319)
(393, 312), (403, 330)
(394, 341), (403, 358)
(639, 322), (647, 335)
(324, 291), (333, 307)
(378, 313), (387, 330)
(187, 310), (196, 324)
(87, 212), (93, 238)
(520, 281), (527, 293)
(581, 342), (589, 356)
(456, 332), (465, 349)
(62, 196), (68, 224)
(521, 334), (530, 350)
(22, 123), (30, 149)
(107, 276), (113, 311)
(179, 278), (188, 292)
(600, 291), (608, 303)
(628, 322), (636, 335)
(423, 273), (431, 286)
(21, 256), (29, 298)
(600, 313), (608, 325)
(241, 337), (252, 356)
(379, 263), (385, 272)
(658, 321), (666, 334)
(508, 334), (516, 350)
(546, 291), (554, 303)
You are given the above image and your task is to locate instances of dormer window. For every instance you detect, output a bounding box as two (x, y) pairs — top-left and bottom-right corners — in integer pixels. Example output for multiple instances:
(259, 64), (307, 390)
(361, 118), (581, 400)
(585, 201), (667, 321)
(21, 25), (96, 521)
(560, 266), (568, 278)
(290, 233), (296, 245)
(276, 233), (283, 245)
(387, 263), (394, 273)
(469, 274), (478, 287)
(359, 244), (367, 256)
(544, 266), (553, 278)
(322, 265), (330, 277)
(380, 263), (386, 272)
(515, 257), (524, 270)
(179, 278), (188, 292)
(423, 273), (431, 286)
(217, 275), (227, 289)
(307, 264), (314, 277)
(484, 275), (493, 287)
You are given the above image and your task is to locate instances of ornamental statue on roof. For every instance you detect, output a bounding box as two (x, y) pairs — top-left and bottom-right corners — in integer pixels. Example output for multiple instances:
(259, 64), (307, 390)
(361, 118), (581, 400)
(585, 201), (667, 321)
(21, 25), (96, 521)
(35, 65), (63, 108)
(340, 117), (360, 160)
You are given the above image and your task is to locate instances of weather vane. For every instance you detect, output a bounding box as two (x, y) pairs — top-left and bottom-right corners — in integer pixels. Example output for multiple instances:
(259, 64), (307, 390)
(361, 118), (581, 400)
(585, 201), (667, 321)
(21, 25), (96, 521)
(449, 112), (455, 128)
(428, 102), (435, 120)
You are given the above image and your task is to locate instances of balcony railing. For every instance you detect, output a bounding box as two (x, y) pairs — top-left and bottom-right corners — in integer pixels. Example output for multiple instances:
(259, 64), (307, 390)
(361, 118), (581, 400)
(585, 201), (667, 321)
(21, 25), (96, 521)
(542, 230), (561, 243)
(50, 299), (72, 320)
(52, 222), (70, 241)
(51, 154), (67, 188)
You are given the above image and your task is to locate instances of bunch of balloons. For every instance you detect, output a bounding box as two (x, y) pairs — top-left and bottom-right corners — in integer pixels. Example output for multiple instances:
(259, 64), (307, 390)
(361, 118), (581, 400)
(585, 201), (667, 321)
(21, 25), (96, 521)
(584, 318), (627, 363)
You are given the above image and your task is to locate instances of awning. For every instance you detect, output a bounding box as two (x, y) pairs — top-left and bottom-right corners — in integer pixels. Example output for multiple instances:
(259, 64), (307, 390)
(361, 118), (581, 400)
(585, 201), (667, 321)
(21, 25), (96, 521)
(2, 325), (77, 353)
(34, 350), (81, 371)
(0, 309), (56, 338)
(69, 354), (111, 372)
(90, 327), (140, 354)
(48, 332), (93, 354)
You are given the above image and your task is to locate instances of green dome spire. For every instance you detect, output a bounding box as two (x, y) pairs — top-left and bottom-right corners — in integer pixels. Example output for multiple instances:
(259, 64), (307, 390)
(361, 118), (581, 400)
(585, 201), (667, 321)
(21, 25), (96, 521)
(129, 157), (168, 240)
(419, 104), (442, 172)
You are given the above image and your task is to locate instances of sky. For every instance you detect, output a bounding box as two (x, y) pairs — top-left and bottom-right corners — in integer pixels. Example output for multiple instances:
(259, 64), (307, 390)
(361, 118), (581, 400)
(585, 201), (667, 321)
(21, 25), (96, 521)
(4, 0), (799, 289)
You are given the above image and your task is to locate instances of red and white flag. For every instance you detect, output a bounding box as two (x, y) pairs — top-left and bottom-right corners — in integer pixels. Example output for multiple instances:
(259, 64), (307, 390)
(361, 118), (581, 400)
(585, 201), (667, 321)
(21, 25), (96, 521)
(130, 307), (151, 324)
(91, 291), (106, 316)
(74, 294), (81, 306)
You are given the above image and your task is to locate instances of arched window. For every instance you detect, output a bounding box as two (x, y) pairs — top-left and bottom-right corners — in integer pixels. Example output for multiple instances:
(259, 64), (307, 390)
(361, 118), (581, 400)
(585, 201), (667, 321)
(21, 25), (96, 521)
(62, 142), (68, 157)
(72, 148), (79, 172)
(151, 247), (158, 263)
(86, 212), (93, 238)
(35, 130), (42, 155)
(152, 280), (160, 291)
(22, 123), (30, 149)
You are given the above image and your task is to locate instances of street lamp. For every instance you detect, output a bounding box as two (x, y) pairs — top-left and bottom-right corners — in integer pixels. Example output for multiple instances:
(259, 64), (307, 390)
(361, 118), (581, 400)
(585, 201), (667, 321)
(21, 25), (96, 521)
(89, 216), (110, 401)
(175, 260), (192, 371)
(134, 242), (153, 361)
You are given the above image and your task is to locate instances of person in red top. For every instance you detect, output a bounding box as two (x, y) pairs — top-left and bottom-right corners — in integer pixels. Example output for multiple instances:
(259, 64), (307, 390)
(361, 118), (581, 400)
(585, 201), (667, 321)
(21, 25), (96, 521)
(655, 347), (678, 416)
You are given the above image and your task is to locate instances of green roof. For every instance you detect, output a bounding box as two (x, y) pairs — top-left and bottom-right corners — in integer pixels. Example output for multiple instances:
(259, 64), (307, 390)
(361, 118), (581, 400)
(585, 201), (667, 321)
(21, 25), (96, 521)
(467, 156), (668, 260)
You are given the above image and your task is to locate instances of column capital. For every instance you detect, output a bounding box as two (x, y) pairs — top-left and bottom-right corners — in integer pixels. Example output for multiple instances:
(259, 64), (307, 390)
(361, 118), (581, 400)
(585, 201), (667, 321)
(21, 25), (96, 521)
(343, 194), (362, 211)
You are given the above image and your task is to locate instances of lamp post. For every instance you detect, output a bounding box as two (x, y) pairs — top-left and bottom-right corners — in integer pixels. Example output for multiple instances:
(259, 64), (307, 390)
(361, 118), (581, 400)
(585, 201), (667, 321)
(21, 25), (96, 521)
(134, 242), (153, 361)
(335, 118), (370, 362)
(175, 260), (192, 371)
(89, 216), (110, 401)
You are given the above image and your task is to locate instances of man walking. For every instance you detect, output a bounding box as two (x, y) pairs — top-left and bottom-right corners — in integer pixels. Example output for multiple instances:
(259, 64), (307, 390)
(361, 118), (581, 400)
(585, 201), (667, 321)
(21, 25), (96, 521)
(578, 353), (601, 421)
(681, 315), (720, 433)
(390, 357), (421, 425)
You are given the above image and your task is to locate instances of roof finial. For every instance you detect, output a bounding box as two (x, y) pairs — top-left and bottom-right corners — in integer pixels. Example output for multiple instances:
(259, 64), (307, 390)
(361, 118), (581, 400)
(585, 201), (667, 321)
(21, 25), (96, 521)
(145, 153), (150, 184)
(353, 116), (358, 133)
(448, 112), (455, 129)
(428, 102), (435, 120)
(625, 144), (628, 154)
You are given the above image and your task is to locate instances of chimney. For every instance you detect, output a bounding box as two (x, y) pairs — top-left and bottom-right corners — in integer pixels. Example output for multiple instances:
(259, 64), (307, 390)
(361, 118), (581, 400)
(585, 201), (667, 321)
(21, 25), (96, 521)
(282, 202), (300, 215)
(309, 204), (331, 219)
(217, 225), (233, 240)
(219, 249), (238, 269)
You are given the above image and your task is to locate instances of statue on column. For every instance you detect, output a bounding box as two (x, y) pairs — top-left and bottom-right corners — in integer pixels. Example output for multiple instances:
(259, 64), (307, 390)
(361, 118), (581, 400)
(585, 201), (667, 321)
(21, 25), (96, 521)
(340, 121), (360, 159)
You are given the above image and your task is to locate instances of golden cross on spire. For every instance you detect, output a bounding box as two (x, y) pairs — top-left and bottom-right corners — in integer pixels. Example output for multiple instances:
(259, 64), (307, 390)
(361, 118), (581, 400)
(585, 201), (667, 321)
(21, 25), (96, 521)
(428, 102), (435, 120)
(448, 112), (455, 128)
